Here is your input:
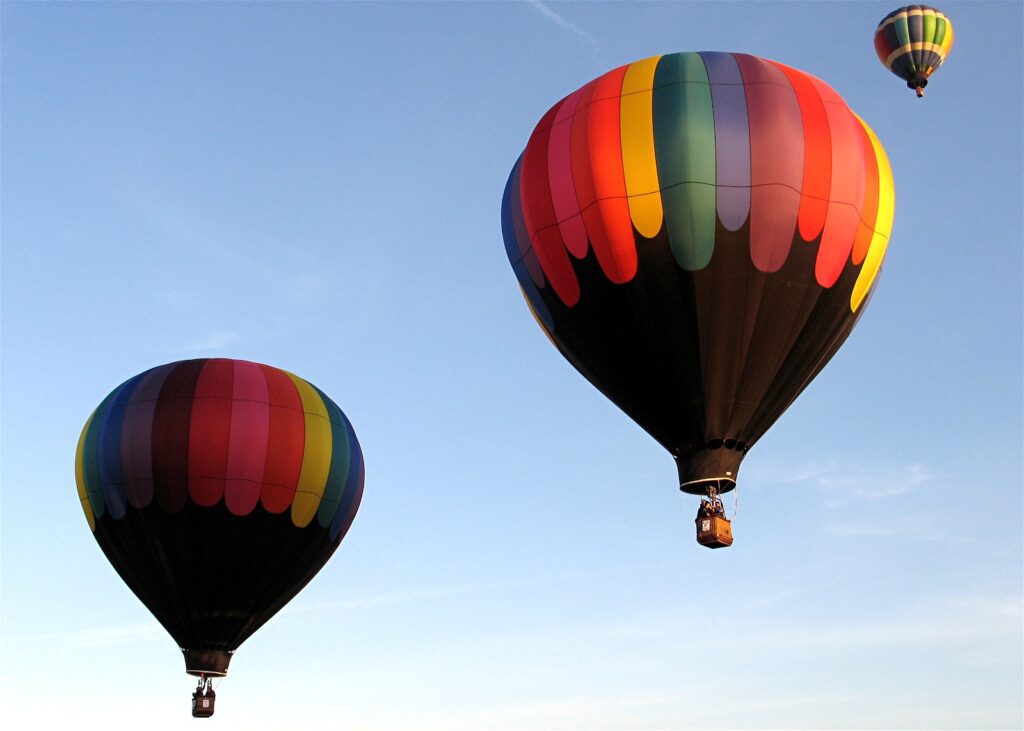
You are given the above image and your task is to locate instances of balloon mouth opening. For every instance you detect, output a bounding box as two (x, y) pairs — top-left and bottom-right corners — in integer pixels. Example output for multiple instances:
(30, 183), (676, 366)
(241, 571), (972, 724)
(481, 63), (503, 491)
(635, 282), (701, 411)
(675, 446), (744, 495)
(680, 476), (737, 496)
(907, 75), (928, 96)
(183, 649), (232, 677)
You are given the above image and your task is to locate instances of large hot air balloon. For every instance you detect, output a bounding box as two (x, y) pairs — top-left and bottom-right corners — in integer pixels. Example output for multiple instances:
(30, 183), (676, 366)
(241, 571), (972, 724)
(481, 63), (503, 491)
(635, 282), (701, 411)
(75, 358), (364, 714)
(874, 5), (953, 97)
(502, 52), (894, 547)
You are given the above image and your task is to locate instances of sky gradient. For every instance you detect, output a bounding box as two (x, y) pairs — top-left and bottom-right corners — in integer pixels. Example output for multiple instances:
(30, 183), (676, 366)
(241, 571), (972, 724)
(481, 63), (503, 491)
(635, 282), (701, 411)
(2, 2), (1021, 729)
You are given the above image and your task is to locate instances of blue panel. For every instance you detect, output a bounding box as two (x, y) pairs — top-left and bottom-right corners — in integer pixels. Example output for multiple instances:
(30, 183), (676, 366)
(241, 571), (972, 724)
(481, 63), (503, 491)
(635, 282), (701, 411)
(97, 373), (145, 520)
(330, 411), (364, 542)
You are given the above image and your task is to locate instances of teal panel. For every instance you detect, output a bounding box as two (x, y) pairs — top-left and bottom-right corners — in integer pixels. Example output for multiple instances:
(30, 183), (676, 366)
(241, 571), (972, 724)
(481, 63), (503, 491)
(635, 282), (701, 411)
(652, 53), (717, 271)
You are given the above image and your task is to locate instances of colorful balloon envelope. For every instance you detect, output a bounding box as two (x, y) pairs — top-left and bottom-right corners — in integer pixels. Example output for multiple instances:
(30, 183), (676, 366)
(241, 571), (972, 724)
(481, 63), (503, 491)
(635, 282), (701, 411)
(874, 5), (953, 97)
(75, 358), (364, 677)
(502, 52), (894, 496)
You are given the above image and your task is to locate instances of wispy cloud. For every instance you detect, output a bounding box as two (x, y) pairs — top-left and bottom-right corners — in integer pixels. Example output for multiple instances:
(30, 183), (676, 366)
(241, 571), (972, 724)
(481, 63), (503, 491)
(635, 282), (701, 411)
(826, 512), (963, 542)
(820, 462), (928, 507)
(284, 566), (644, 617)
(122, 181), (260, 276)
(180, 329), (242, 353)
(737, 596), (1023, 652)
(758, 458), (929, 507)
(527, 1), (597, 44)
(772, 459), (840, 485)
(2, 621), (164, 648)
(284, 586), (477, 615)
(394, 687), (862, 731)
(287, 270), (326, 306)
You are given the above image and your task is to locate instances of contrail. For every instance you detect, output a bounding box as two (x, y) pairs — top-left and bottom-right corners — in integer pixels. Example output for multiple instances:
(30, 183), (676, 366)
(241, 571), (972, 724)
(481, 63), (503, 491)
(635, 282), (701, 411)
(528, 1), (598, 45)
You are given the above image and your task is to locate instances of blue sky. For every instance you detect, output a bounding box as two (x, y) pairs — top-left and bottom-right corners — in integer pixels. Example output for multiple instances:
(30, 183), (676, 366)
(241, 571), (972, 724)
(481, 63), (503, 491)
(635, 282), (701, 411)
(1, 1), (1021, 729)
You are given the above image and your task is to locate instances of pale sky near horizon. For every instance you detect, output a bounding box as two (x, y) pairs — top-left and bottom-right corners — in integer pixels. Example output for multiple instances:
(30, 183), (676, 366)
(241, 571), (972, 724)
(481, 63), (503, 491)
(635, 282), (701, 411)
(2, 2), (1021, 729)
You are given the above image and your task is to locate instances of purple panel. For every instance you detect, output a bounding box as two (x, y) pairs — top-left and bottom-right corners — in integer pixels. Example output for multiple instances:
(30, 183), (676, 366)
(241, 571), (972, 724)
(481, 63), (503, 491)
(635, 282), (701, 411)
(736, 54), (803, 273)
(701, 52), (750, 232)
(121, 363), (175, 509)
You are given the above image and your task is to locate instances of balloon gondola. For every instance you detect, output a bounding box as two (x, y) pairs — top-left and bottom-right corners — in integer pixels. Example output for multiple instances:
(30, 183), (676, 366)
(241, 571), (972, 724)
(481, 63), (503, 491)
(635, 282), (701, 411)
(502, 52), (895, 547)
(874, 5), (954, 97)
(75, 358), (364, 714)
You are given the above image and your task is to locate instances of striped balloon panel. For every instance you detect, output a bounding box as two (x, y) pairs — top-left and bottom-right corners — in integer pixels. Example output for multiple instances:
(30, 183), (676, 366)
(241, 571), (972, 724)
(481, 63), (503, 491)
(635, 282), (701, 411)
(75, 358), (362, 538)
(874, 5), (953, 81)
(504, 52), (894, 317)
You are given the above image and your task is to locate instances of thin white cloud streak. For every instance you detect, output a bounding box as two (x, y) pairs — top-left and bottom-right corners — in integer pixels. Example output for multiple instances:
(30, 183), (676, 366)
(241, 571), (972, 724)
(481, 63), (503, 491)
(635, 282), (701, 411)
(2, 620), (164, 648)
(122, 181), (262, 277)
(0, 569), (647, 652)
(284, 566), (646, 617)
(527, 1), (597, 45)
(771, 459), (840, 485)
(180, 329), (242, 353)
(827, 512), (971, 543)
(121, 180), (331, 313)
(440, 593), (1023, 659)
(753, 458), (930, 507)
(820, 462), (929, 507)
(740, 605), (1021, 653)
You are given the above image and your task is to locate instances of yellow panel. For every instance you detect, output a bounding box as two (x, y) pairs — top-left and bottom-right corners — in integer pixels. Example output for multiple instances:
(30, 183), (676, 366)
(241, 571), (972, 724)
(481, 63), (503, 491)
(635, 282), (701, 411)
(939, 14), (954, 55)
(75, 412), (96, 532)
(885, 41), (948, 66)
(620, 55), (663, 238)
(851, 115), (895, 312)
(523, 289), (558, 350)
(285, 372), (333, 528)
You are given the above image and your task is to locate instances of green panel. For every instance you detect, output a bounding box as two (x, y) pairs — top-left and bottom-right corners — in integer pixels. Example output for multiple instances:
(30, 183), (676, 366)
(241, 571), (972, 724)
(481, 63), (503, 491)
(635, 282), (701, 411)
(922, 12), (937, 45)
(934, 16), (947, 46)
(652, 52), (716, 271)
(894, 14), (911, 48)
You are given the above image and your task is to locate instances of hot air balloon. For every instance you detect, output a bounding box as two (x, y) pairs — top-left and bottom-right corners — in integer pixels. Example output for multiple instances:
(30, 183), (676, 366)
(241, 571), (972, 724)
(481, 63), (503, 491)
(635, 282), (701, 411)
(74, 358), (364, 714)
(502, 52), (894, 548)
(874, 5), (953, 97)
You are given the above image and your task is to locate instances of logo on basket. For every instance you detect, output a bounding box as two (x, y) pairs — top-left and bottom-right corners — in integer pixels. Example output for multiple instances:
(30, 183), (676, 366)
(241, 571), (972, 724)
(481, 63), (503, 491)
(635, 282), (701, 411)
(701, 520), (711, 531)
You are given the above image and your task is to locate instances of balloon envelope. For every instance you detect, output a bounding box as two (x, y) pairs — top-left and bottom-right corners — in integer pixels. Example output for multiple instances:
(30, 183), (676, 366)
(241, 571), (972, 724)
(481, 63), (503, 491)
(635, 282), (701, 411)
(502, 52), (894, 494)
(75, 358), (364, 675)
(874, 5), (954, 96)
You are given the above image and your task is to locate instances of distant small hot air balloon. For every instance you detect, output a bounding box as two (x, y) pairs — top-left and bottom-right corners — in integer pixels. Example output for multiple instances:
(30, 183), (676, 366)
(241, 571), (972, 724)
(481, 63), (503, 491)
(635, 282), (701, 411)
(875, 5), (954, 97)
(75, 358), (364, 715)
(502, 52), (895, 548)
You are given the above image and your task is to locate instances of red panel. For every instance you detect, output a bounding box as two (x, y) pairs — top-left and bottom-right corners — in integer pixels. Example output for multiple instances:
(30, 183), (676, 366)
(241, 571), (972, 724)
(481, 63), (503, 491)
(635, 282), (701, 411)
(151, 360), (206, 512)
(811, 77), (867, 287)
(521, 101), (580, 306)
(570, 81), (598, 226)
(580, 64), (636, 284)
(224, 360), (270, 516)
(259, 364), (304, 514)
(520, 103), (560, 243)
(770, 61), (832, 243)
(188, 359), (233, 507)
(547, 87), (589, 259)
(874, 31), (891, 64)
(852, 118), (879, 265)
